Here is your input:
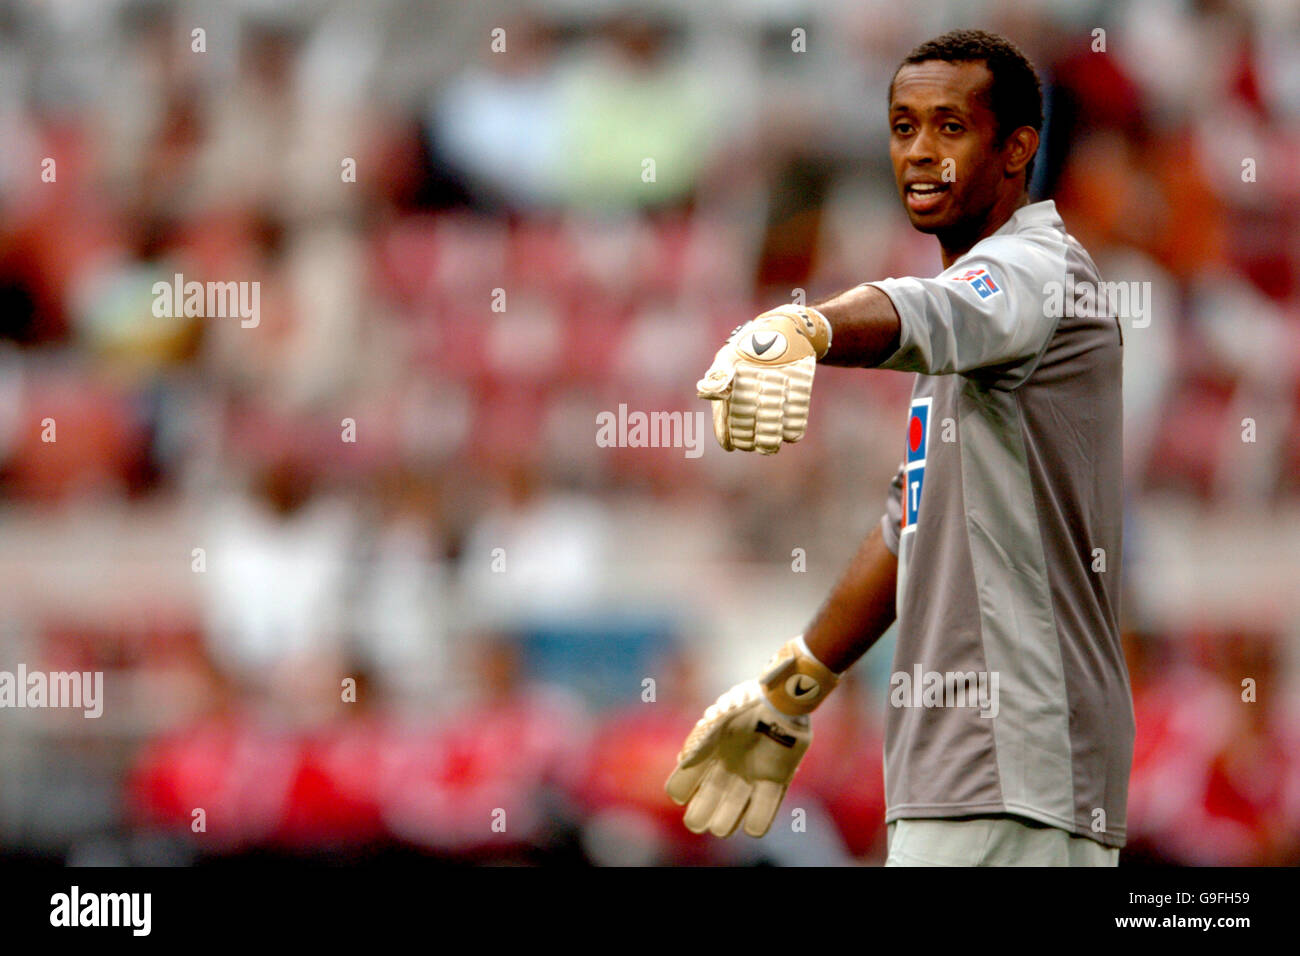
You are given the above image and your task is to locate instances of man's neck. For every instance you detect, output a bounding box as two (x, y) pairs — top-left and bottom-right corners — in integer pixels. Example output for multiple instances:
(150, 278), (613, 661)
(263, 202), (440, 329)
(938, 191), (1032, 269)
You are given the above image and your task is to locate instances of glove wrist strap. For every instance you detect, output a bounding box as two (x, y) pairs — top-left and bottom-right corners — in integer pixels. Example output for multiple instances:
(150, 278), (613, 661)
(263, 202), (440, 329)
(741, 305), (832, 359)
(759, 636), (840, 717)
(799, 305), (832, 359)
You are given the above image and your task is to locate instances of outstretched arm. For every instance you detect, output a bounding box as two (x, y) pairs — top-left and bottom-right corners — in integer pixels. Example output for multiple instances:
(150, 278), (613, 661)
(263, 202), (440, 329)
(815, 284), (903, 369)
(693, 284), (902, 455)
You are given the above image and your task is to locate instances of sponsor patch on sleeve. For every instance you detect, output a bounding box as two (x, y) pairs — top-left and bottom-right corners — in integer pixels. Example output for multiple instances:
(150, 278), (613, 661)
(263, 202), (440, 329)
(949, 266), (1002, 300)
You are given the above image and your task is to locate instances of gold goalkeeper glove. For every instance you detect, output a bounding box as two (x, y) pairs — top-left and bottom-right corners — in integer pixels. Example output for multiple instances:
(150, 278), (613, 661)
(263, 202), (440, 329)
(665, 637), (839, 838)
(696, 305), (832, 454)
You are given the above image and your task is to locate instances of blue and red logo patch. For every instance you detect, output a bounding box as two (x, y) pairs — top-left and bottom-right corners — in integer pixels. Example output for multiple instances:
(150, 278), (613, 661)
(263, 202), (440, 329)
(901, 397), (931, 534)
(950, 267), (1001, 300)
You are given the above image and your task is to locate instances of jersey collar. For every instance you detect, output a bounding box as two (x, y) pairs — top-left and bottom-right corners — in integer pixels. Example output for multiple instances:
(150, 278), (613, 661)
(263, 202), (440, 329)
(993, 199), (1062, 237)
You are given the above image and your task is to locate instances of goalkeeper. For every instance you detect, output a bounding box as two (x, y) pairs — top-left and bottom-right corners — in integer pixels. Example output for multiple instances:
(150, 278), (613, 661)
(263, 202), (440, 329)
(668, 30), (1134, 866)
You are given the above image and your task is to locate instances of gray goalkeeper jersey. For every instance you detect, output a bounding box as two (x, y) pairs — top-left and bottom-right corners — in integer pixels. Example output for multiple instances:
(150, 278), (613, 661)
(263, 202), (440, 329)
(866, 200), (1134, 848)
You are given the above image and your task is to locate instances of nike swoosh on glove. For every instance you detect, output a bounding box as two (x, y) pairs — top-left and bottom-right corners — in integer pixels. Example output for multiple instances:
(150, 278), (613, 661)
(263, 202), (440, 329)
(696, 305), (832, 455)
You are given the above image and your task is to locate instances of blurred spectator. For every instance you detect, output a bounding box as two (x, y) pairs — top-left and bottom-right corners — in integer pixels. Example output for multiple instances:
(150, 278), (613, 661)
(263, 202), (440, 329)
(381, 635), (590, 862)
(199, 457), (357, 686)
(428, 13), (566, 212)
(458, 461), (612, 629)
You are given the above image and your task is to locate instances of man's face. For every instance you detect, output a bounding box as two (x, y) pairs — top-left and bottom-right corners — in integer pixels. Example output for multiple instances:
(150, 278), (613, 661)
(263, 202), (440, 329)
(889, 60), (1008, 235)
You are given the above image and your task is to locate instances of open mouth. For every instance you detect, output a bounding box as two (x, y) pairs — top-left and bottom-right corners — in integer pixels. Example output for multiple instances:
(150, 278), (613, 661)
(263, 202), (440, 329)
(905, 182), (949, 214)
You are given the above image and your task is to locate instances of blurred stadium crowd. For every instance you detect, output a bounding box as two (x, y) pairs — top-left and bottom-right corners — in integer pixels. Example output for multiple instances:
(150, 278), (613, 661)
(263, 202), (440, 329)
(1, 0), (1299, 866)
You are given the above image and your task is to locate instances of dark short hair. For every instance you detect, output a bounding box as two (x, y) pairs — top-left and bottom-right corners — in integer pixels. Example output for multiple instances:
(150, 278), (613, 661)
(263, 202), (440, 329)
(890, 29), (1043, 180)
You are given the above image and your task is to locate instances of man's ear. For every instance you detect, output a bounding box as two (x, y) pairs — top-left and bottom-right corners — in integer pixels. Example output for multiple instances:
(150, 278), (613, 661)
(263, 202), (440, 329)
(1003, 126), (1039, 178)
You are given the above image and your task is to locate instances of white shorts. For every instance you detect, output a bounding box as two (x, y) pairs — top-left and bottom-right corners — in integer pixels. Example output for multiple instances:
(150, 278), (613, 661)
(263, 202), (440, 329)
(885, 816), (1119, 867)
